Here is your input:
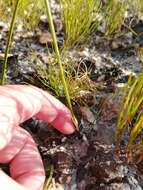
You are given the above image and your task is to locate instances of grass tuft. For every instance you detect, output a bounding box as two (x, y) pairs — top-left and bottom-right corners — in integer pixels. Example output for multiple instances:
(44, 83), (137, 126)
(104, 0), (128, 35)
(0, 0), (44, 29)
(116, 73), (143, 156)
(129, 0), (143, 15)
(31, 52), (96, 101)
(60, 0), (101, 48)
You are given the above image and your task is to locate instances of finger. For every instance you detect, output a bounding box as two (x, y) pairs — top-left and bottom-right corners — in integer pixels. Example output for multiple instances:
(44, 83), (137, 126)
(10, 130), (45, 190)
(0, 170), (28, 190)
(0, 85), (75, 149)
(0, 127), (45, 190)
(0, 127), (28, 163)
(36, 91), (75, 134)
(0, 85), (42, 150)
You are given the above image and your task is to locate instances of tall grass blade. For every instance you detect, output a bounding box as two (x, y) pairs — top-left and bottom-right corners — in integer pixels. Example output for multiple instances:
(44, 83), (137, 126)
(0, 0), (21, 84)
(116, 72), (143, 156)
(43, 0), (78, 129)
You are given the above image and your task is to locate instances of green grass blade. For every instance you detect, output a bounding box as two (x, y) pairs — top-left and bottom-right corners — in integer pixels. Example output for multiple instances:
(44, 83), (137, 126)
(128, 115), (143, 148)
(116, 72), (143, 155)
(0, 0), (21, 84)
(43, 164), (54, 190)
(43, 0), (78, 129)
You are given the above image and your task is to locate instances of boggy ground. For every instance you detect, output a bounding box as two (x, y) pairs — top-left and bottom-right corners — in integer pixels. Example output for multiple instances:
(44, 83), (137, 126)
(1, 4), (143, 190)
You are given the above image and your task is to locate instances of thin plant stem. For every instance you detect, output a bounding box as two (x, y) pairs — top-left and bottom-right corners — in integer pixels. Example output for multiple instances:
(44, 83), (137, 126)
(43, 0), (78, 130)
(1, 0), (21, 85)
(43, 165), (54, 190)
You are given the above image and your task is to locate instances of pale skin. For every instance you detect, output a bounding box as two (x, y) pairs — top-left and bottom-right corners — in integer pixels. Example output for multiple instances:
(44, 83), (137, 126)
(0, 85), (75, 190)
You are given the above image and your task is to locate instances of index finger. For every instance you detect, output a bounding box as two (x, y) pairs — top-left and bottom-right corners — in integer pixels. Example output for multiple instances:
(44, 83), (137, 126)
(0, 85), (75, 150)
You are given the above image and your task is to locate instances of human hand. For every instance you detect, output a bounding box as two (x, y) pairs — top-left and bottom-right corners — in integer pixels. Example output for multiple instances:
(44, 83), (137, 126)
(0, 85), (75, 190)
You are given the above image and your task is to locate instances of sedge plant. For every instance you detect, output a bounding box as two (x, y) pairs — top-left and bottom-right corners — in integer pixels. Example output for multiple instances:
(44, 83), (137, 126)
(31, 52), (96, 101)
(60, 0), (101, 48)
(116, 73), (143, 157)
(104, 0), (128, 35)
(0, 0), (44, 29)
(17, 0), (44, 29)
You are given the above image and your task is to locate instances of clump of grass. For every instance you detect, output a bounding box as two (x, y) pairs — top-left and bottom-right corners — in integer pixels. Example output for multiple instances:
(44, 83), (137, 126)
(128, 0), (143, 15)
(0, 0), (13, 20)
(116, 73), (143, 157)
(0, 0), (42, 84)
(31, 52), (96, 100)
(31, 53), (64, 97)
(18, 0), (44, 29)
(0, 0), (44, 29)
(104, 0), (128, 35)
(138, 0), (143, 13)
(60, 0), (101, 48)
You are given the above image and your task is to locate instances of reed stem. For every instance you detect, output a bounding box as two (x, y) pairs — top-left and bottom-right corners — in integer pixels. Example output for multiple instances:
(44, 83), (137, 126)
(43, 0), (78, 129)
(1, 0), (21, 84)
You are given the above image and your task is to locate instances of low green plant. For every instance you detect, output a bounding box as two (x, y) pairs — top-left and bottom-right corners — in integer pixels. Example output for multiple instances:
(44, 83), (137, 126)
(116, 73), (143, 157)
(30, 53), (64, 97)
(18, 0), (44, 29)
(0, 0), (45, 84)
(60, 0), (101, 48)
(138, 0), (143, 13)
(0, 0), (44, 29)
(31, 52), (96, 100)
(104, 0), (128, 35)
